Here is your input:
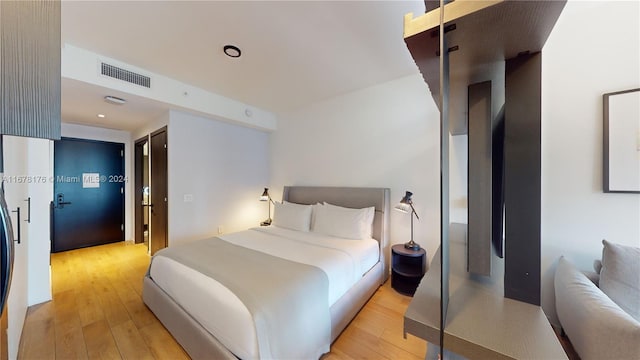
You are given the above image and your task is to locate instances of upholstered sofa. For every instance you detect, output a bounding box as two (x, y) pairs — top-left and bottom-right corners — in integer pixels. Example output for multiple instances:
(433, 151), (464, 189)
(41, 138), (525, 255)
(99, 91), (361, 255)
(555, 241), (640, 360)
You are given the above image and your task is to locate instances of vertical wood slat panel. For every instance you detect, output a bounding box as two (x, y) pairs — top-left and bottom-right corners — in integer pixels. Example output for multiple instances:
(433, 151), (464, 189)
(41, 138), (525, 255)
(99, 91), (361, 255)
(0, 0), (61, 140)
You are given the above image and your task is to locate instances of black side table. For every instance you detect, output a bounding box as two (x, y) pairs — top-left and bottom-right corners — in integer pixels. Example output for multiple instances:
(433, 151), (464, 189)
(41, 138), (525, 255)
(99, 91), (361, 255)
(391, 244), (427, 296)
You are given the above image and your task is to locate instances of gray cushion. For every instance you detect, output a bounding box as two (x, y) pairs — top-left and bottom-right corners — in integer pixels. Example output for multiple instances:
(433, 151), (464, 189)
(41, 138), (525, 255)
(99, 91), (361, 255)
(583, 271), (600, 287)
(599, 240), (640, 322)
(555, 257), (640, 360)
(593, 259), (602, 274)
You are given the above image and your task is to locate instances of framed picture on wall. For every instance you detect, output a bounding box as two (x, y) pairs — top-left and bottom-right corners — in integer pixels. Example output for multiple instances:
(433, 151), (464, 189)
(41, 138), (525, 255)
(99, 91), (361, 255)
(603, 88), (640, 193)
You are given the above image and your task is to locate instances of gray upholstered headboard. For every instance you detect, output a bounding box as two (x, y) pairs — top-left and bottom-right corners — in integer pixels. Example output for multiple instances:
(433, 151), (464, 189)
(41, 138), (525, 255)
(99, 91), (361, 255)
(282, 186), (390, 282)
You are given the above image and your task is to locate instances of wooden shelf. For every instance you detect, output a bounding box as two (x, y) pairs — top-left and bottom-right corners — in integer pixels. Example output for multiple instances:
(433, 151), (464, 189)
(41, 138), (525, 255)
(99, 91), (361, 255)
(403, 0), (566, 134)
(404, 224), (567, 359)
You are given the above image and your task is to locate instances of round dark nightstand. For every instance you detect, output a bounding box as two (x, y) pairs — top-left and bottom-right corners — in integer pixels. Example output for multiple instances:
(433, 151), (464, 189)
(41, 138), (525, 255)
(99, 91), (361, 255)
(391, 244), (427, 296)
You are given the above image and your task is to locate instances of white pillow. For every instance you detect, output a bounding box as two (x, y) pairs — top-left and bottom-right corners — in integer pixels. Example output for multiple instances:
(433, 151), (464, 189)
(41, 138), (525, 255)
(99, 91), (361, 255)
(313, 202), (375, 240)
(324, 202), (375, 237)
(272, 201), (312, 232)
(310, 202), (323, 230)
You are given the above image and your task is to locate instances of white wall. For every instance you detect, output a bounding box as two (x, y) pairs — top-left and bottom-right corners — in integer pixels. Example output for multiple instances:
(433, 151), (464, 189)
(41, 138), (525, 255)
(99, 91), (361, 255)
(61, 123), (134, 241)
(270, 74), (443, 261)
(167, 110), (270, 245)
(541, 0), (640, 326)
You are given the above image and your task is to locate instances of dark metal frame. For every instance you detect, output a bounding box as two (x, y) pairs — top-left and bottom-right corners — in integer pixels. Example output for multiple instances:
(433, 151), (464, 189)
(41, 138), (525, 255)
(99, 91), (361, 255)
(603, 88), (640, 194)
(438, 1), (451, 357)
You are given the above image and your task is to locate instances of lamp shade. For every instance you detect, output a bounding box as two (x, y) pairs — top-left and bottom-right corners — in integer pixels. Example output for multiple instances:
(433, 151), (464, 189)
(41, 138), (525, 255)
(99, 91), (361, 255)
(395, 191), (413, 213)
(260, 188), (270, 201)
(396, 190), (421, 250)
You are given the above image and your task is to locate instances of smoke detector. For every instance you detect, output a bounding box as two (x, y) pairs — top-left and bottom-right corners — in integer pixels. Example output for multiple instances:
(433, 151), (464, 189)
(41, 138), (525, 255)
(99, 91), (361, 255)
(104, 96), (126, 105)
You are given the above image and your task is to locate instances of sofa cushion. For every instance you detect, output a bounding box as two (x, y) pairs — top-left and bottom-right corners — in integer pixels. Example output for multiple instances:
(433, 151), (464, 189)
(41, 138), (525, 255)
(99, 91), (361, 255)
(555, 257), (640, 360)
(593, 259), (602, 274)
(599, 240), (640, 322)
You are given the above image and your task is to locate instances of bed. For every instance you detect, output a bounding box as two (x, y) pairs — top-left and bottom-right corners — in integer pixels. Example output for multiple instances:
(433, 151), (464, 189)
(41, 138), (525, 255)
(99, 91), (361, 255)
(142, 186), (390, 359)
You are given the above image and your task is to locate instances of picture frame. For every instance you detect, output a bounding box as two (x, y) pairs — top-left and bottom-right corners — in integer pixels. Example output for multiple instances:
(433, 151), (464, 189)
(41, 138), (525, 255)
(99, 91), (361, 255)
(603, 88), (640, 193)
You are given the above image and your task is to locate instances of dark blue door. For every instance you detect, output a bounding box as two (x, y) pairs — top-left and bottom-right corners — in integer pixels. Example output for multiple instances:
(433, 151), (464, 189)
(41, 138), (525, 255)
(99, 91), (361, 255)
(52, 138), (124, 252)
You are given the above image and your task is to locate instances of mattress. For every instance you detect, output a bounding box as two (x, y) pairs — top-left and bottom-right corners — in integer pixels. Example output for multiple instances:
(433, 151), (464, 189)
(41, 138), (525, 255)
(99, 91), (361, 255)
(149, 226), (379, 360)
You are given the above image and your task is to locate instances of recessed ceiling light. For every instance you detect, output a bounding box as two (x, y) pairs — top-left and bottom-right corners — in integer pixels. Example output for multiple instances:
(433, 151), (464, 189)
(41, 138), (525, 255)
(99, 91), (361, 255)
(97, 114), (106, 118)
(223, 45), (241, 58)
(104, 95), (126, 105)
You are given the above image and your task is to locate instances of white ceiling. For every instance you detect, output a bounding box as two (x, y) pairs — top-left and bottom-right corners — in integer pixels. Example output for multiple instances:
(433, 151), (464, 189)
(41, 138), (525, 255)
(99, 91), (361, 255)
(61, 0), (425, 131)
(61, 78), (170, 130)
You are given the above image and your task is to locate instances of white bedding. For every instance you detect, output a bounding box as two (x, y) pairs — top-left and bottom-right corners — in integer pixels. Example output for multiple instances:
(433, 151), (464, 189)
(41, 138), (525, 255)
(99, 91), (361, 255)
(149, 226), (379, 360)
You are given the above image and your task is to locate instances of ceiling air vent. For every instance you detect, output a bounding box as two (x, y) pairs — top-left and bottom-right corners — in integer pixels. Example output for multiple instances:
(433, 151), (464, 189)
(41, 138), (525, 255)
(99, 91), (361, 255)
(101, 62), (151, 88)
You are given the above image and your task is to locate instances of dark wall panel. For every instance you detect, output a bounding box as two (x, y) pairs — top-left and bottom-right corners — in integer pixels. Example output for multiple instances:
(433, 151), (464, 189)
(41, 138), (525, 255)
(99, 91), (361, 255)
(504, 53), (542, 306)
(491, 108), (505, 259)
(467, 81), (492, 276)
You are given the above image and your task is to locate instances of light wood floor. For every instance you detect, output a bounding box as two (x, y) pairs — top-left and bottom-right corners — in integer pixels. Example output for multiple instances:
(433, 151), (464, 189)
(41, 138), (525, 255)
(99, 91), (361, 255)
(18, 241), (427, 359)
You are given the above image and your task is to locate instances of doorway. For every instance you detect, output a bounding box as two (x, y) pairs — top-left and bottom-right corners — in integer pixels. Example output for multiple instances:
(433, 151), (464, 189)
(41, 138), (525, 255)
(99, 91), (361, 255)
(52, 138), (125, 252)
(134, 137), (150, 246)
(134, 127), (168, 255)
(150, 127), (168, 255)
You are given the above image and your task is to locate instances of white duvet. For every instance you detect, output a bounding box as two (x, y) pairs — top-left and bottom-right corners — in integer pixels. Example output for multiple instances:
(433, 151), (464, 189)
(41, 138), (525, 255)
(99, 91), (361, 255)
(149, 226), (379, 360)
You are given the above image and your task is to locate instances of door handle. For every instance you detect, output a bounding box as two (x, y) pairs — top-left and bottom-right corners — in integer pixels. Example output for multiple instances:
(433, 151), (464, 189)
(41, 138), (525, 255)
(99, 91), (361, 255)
(57, 201), (71, 209)
(25, 197), (31, 223)
(11, 207), (20, 244)
(56, 193), (71, 208)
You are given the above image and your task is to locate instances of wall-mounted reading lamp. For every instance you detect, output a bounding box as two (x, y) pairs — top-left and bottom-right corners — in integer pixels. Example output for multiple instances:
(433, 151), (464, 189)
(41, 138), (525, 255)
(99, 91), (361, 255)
(395, 191), (421, 250)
